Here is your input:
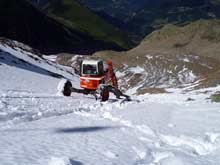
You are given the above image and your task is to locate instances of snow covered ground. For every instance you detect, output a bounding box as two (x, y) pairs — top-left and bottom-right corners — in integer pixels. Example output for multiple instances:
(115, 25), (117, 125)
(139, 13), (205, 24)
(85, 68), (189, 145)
(1, 41), (220, 165)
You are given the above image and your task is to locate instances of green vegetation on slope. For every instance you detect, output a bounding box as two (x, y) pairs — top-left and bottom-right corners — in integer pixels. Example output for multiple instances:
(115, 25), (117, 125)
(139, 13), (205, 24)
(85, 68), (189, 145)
(43, 0), (133, 50)
(138, 19), (220, 61)
(145, 19), (220, 42)
(93, 19), (220, 61)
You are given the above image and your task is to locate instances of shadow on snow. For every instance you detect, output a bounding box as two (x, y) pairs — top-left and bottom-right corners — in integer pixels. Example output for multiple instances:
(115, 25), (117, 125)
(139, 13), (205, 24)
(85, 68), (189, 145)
(0, 126), (121, 134)
(54, 126), (120, 134)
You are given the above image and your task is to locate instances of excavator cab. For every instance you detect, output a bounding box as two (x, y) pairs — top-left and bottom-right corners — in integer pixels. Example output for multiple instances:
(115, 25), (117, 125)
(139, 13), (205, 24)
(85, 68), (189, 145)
(80, 60), (106, 90)
(80, 60), (105, 77)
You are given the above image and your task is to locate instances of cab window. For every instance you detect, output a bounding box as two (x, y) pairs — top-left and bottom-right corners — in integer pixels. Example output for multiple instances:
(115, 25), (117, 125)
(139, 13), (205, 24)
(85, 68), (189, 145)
(82, 64), (97, 75)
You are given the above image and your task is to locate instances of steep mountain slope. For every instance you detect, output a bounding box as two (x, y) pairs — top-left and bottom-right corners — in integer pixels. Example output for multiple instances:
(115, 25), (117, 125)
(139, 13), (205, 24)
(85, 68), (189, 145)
(30, 0), (133, 50)
(0, 38), (78, 92)
(77, 0), (220, 41)
(44, 0), (133, 49)
(93, 20), (220, 94)
(0, 0), (132, 55)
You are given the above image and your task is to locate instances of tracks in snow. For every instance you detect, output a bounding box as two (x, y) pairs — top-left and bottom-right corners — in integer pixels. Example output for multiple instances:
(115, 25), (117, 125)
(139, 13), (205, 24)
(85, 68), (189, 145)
(74, 101), (220, 164)
(0, 90), (94, 128)
(1, 90), (220, 164)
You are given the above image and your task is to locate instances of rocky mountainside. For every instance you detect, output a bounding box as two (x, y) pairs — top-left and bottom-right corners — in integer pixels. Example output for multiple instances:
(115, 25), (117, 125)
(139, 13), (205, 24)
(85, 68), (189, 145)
(135, 19), (220, 60)
(0, 0), (132, 54)
(92, 20), (220, 94)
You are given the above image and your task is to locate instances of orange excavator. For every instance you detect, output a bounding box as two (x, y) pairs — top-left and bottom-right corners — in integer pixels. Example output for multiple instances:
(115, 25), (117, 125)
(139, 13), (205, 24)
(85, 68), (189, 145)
(60, 59), (130, 101)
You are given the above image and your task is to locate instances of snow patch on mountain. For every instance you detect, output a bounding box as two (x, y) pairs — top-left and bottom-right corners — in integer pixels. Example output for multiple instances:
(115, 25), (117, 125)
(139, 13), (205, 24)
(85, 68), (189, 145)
(114, 53), (220, 94)
(129, 66), (145, 74)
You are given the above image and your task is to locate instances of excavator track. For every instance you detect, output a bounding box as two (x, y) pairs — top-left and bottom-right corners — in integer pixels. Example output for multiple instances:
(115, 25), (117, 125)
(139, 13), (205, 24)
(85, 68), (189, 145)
(59, 79), (130, 102)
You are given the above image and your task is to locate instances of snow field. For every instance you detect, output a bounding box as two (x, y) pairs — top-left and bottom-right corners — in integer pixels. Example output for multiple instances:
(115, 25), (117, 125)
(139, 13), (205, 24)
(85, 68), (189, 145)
(1, 41), (220, 164)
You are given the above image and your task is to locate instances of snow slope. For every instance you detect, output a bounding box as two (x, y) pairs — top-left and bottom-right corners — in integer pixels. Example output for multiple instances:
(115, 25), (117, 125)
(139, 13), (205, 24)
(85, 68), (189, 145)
(1, 40), (220, 165)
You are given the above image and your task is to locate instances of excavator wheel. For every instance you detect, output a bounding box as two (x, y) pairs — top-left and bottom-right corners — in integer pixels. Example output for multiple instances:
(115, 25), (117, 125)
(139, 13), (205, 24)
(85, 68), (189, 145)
(100, 86), (109, 102)
(63, 80), (72, 96)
